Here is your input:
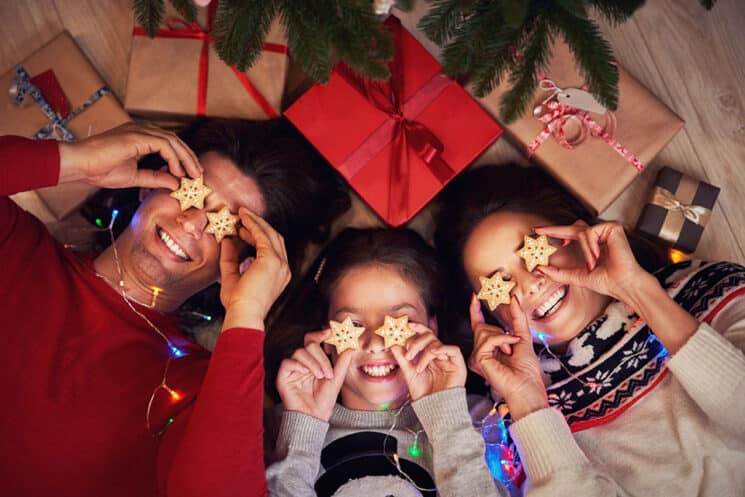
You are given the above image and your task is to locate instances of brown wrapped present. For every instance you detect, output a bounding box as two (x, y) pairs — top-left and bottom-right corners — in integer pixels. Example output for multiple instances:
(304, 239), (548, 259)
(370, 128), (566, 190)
(475, 41), (684, 215)
(125, 2), (288, 121)
(636, 167), (719, 253)
(0, 31), (131, 221)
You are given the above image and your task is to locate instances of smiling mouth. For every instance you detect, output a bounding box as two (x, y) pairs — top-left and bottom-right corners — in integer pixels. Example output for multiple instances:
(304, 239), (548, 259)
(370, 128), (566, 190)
(532, 285), (568, 320)
(360, 363), (399, 378)
(156, 226), (191, 262)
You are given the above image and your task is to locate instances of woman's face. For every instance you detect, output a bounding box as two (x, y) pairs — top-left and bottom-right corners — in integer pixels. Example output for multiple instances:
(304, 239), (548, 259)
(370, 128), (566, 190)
(326, 264), (433, 411)
(463, 211), (610, 347)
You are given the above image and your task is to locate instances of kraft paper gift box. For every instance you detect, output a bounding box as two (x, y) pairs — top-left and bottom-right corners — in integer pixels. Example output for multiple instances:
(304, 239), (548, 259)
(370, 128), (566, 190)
(125, 2), (288, 121)
(0, 31), (131, 221)
(636, 166), (720, 253)
(476, 41), (684, 215)
(285, 16), (502, 227)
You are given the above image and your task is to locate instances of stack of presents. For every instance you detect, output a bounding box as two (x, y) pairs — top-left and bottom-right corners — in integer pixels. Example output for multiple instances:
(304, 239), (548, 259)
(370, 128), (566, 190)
(0, 2), (719, 256)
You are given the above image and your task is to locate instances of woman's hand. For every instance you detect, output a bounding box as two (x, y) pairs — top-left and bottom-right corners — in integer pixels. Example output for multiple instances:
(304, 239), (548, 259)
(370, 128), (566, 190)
(58, 123), (202, 190)
(276, 333), (353, 422)
(390, 323), (467, 401)
(219, 208), (291, 331)
(469, 295), (548, 421)
(534, 220), (654, 303)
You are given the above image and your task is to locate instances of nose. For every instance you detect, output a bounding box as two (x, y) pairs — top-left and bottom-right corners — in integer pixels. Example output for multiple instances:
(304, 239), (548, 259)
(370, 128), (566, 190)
(360, 326), (386, 354)
(176, 209), (208, 239)
(515, 267), (547, 299)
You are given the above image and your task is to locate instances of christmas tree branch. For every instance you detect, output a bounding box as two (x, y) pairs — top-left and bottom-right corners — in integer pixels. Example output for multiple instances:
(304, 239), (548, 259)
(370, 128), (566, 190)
(134, 0), (165, 37)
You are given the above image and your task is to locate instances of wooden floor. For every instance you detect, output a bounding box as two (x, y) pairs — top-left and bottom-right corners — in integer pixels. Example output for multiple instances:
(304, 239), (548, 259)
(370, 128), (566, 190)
(2, 0), (744, 264)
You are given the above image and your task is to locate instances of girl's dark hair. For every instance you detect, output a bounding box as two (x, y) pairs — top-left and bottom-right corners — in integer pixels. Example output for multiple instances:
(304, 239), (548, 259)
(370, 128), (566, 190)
(81, 117), (350, 336)
(433, 164), (667, 358)
(264, 227), (443, 401)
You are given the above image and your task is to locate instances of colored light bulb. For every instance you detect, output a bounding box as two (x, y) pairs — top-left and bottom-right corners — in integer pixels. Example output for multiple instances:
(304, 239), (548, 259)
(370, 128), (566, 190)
(408, 443), (421, 458)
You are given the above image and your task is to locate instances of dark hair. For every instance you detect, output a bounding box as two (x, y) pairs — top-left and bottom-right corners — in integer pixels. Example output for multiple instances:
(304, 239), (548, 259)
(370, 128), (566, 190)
(264, 227), (443, 400)
(433, 164), (667, 356)
(81, 118), (350, 336)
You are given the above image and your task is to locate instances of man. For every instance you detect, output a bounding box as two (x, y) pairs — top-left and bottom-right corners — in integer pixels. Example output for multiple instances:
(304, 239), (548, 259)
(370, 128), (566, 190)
(0, 120), (346, 497)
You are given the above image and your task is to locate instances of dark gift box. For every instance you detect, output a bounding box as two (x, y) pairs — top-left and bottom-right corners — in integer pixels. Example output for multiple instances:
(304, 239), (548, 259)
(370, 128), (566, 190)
(636, 167), (720, 253)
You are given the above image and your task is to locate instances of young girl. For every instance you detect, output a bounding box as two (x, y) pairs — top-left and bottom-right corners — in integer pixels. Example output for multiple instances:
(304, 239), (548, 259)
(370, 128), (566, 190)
(265, 228), (502, 497)
(435, 164), (745, 496)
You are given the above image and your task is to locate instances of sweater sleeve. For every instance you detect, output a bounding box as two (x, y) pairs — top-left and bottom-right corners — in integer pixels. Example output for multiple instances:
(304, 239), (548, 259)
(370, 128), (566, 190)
(0, 136), (60, 197)
(265, 410), (329, 497)
(159, 327), (268, 497)
(412, 387), (507, 497)
(509, 408), (620, 497)
(666, 291), (745, 438)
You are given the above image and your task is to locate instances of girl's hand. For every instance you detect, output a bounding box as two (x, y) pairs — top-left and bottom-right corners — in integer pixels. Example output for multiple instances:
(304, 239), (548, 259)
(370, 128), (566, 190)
(469, 295), (548, 421)
(276, 332), (353, 422)
(220, 208), (291, 331)
(390, 323), (467, 401)
(534, 220), (653, 303)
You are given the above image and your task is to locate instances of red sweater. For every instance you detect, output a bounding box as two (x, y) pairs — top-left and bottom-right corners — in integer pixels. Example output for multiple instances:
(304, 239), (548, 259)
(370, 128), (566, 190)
(0, 137), (267, 497)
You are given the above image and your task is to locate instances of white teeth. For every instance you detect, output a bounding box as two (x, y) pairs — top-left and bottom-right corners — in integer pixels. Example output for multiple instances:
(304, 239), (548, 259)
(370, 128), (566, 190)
(158, 229), (189, 260)
(536, 287), (567, 318)
(361, 364), (397, 377)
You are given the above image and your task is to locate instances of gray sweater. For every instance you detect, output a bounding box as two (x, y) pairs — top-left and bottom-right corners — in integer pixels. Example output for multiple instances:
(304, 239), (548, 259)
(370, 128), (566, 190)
(266, 387), (505, 497)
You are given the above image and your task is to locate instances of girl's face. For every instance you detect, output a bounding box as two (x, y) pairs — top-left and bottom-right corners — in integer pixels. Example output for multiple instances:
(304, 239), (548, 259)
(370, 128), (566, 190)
(463, 211), (610, 348)
(326, 264), (433, 411)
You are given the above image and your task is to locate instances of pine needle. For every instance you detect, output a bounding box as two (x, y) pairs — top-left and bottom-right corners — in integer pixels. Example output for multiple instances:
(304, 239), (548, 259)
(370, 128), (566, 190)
(133, 0), (165, 37)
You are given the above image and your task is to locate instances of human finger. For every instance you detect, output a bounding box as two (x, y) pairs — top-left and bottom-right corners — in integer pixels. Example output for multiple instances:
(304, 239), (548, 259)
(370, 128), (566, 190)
(470, 293), (486, 331)
(533, 223), (584, 241)
(239, 208), (286, 260)
(577, 230), (597, 271)
(304, 328), (331, 347)
(218, 236), (241, 302)
(291, 348), (327, 380)
(138, 127), (203, 178)
(416, 342), (445, 374)
(404, 328), (439, 361)
(330, 350), (354, 391)
(536, 264), (588, 288)
(508, 296), (537, 357)
(306, 342), (334, 379)
(277, 358), (312, 379)
(131, 168), (180, 191)
(390, 345), (417, 379)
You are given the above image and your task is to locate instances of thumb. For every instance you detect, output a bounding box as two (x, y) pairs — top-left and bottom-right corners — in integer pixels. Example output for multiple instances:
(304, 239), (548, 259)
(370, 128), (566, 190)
(132, 168), (180, 191)
(219, 237), (241, 300)
(390, 345), (416, 379)
(330, 350), (354, 391)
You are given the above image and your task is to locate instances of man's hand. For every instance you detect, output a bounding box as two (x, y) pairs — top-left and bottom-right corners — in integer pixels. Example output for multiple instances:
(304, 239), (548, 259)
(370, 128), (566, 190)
(57, 123), (202, 190)
(219, 208), (291, 331)
(390, 323), (467, 401)
(277, 337), (353, 422)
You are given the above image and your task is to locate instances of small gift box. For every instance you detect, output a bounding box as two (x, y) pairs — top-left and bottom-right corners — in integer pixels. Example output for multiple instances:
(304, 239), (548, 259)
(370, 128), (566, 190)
(285, 16), (502, 227)
(475, 41), (684, 215)
(0, 31), (131, 221)
(636, 167), (719, 253)
(125, 2), (288, 121)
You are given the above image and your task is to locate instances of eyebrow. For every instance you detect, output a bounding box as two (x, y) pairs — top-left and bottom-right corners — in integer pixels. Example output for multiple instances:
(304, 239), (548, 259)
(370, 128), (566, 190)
(333, 303), (419, 316)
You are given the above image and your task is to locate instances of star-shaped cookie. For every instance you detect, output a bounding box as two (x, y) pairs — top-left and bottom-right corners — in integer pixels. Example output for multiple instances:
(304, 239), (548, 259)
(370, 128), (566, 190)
(515, 235), (557, 272)
(325, 317), (366, 354)
(170, 176), (212, 211)
(477, 273), (516, 311)
(204, 206), (240, 243)
(374, 315), (416, 349)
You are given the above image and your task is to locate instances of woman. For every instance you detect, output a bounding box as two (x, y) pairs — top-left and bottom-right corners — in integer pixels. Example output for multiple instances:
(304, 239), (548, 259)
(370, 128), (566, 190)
(435, 164), (745, 496)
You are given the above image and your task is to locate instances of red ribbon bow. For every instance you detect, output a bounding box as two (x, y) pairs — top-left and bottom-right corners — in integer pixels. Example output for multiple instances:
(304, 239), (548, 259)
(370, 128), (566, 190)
(132, 2), (287, 117)
(336, 17), (454, 224)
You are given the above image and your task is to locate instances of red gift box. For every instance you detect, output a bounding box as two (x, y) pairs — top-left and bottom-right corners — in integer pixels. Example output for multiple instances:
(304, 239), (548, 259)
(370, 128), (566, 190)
(285, 16), (502, 226)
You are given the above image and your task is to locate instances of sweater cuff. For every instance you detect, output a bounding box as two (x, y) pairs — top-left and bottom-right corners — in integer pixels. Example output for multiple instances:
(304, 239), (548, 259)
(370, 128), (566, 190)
(667, 323), (745, 409)
(278, 411), (329, 455)
(411, 387), (472, 439)
(509, 407), (588, 482)
(0, 136), (60, 195)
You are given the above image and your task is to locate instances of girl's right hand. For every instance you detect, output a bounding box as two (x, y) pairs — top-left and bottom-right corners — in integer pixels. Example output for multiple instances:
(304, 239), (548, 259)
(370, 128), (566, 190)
(276, 330), (353, 422)
(469, 295), (549, 421)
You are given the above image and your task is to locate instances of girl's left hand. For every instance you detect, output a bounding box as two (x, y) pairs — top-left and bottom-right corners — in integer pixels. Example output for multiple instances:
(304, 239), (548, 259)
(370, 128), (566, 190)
(534, 220), (651, 302)
(390, 323), (467, 401)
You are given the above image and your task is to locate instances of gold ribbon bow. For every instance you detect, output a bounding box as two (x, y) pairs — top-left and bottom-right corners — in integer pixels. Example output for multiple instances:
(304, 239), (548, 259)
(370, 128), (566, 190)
(650, 186), (711, 226)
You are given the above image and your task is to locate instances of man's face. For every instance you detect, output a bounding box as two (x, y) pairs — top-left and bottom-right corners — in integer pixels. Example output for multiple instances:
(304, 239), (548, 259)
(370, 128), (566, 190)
(121, 152), (266, 298)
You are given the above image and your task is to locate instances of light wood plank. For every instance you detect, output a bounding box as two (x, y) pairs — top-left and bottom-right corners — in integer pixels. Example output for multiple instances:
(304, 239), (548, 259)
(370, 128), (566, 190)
(0, 0), (63, 74)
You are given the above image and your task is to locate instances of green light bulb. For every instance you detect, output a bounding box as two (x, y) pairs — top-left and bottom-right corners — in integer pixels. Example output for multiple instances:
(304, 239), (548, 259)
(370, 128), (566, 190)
(95, 218), (103, 228)
(408, 443), (421, 458)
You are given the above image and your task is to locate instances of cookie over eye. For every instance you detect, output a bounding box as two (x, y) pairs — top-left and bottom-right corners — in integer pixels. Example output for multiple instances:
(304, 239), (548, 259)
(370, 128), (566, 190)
(204, 206), (240, 243)
(374, 315), (416, 349)
(516, 234), (557, 272)
(325, 317), (366, 354)
(477, 273), (515, 311)
(170, 176), (212, 211)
